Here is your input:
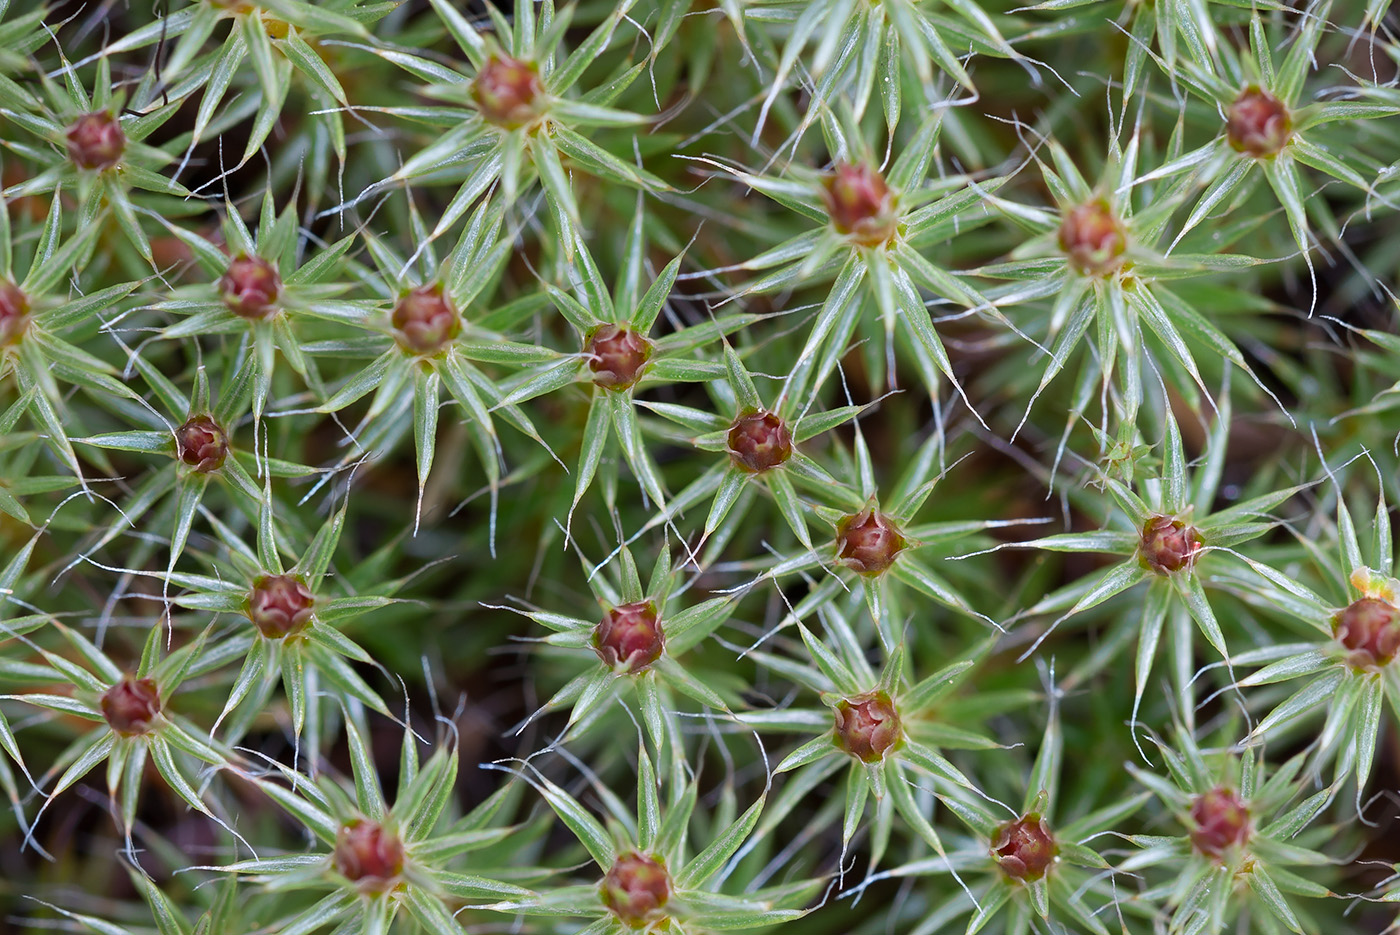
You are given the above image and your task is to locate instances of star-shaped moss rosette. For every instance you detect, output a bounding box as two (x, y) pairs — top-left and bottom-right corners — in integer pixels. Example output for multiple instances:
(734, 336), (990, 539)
(1121, 733), (1336, 935)
(63, 0), (392, 183)
(145, 492), (399, 749)
(747, 429), (1024, 651)
(309, 195), (557, 542)
(490, 744), (816, 934)
(208, 724), (535, 934)
(1140, 4), (1397, 283)
(90, 480), (401, 755)
(493, 543), (738, 755)
(849, 692), (1146, 935)
(0, 191), (143, 482)
(999, 399), (1307, 732)
(73, 356), (311, 576)
(1222, 477), (1400, 800)
(635, 341), (865, 563)
(146, 188), (369, 423)
(696, 112), (1007, 406)
(740, 627), (996, 878)
(335, 0), (665, 248)
(0, 61), (190, 269)
(968, 131), (1275, 434)
(496, 223), (757, 533)
(1, 619), (236, 848)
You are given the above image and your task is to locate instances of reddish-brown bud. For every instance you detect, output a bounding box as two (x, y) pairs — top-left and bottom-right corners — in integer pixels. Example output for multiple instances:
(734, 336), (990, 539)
(600, 852), (671, 928)
(585, 324), (653, 391)
(1189, 787), (1250, 859)
(836, 509), (906, 576)
(219, 254), (281, 319)
(1333, 597), (1400, 667)
(821, 163), (897, 247)
(1139, 515), (1203, 575)
(65, 111), (126, 171)
(100, 677), (161, 736)
(0, 280), (30, 346)
(727, 410), (792, 473)
(1227, 87), (1292, 158)
(175, 415), (228, 472)
(991, 813), (1058, 881)
(594, 600), (664, 673)
(833, 690), (902, 763)
(392, 284), (461, 355)
(333, 819), (405, 889)
(1059, 199), (1127, 276)
(247, 574), (314, 638)
(471, 55), (545, 129)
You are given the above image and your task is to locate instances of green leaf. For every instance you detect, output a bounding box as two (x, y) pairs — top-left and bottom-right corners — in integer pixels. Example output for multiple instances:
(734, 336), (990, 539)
(428, 0), (486, 64)
(665, 596), (734, 656)
(797, 624), (860, 695)
(903, 658), (977, 713)
(425, 870), (533, 901)
(632, 254), (683, 333)
(570, 392), (612, 526)
(1178, 571), (1228, 659)
(534, 774), (617, 869)
(1246, 865), (1305, 933)
(1249, 670), (1347, 740)
(412, 366), (441, 510)
(612, 391), (667, 510)
(676, 794), (765, 889)
(548, 1), (632, 95)
(529, 133), (580, 235)
(147, 737), (214, 818)
(1260, 157), (1311, 263)
(656, 655), (730, 711)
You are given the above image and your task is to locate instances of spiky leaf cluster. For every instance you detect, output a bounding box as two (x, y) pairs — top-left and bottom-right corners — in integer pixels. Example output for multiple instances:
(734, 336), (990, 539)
(1, 2), (1399, 935)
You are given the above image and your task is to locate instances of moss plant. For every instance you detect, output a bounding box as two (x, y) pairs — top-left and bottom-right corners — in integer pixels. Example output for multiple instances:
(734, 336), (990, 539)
(3, 3), (1400, 935)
